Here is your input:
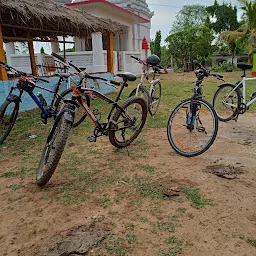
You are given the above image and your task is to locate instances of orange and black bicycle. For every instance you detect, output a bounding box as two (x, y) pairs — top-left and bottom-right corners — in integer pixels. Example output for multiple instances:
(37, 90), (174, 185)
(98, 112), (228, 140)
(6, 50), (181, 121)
(36, 53), (148, 186)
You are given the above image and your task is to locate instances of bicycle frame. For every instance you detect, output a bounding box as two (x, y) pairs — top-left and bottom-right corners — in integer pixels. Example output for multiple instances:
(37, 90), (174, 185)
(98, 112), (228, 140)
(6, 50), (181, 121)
(221, 76), (256, 108)
(10, 77), (65, 118)
(136, 64), (160, 97)
(73, 83), (128, 133)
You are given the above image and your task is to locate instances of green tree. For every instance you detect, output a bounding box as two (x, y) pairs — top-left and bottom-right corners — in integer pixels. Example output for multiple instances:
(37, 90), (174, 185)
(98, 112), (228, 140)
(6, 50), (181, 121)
(207, 0), (239, 34)
(160, 46), (173, 67)
(166, 26), (214, 69)
(154, 30), (161, 59)
(150, 40), (155, 54)
(221, 0), (256, 63)
(171, 5), (209, 33)
(40, 47), (45, 54)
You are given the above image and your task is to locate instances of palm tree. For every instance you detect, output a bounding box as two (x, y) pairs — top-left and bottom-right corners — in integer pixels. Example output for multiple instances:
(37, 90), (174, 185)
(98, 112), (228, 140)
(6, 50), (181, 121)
(221, 0), (256, 63)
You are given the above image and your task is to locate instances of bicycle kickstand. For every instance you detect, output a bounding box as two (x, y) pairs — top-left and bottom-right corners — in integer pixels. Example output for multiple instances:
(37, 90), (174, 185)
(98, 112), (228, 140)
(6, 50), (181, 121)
(232, 112), (240, 122)
(121, 130), (130, 156)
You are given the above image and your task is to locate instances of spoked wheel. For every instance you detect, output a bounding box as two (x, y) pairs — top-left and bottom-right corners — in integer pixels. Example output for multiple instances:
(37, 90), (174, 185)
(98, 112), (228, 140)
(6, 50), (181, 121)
(0, 100), (19, 144)
(109, 96), (148, 148)
(167, 98), (218, 157)
(129, 86), (150, 109)
(36, 112), (73, 186)
(213, 84), (241, 122)
(55, 88), (90, 127)
(149, 81), (161, 116)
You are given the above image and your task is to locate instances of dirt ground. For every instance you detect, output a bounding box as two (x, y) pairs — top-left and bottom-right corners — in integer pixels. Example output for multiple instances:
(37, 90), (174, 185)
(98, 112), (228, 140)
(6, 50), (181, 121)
(0, 113), (256, 256)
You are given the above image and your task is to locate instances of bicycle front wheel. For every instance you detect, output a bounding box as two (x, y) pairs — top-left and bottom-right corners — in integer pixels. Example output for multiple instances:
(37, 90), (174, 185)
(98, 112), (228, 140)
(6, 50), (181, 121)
(36, 112), (73, 186)
(213, 83), (241, 122)
(149, 81), (161, 116)
(167, 98), (218, 157)
(0, 100), (19, 144)
(109, 96), (148, 148)
(129, 86), (150, 109)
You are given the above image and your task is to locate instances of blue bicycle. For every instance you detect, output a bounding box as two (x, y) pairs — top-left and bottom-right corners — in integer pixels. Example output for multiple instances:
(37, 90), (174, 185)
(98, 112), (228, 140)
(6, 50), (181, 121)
(0, 62), (82, 144)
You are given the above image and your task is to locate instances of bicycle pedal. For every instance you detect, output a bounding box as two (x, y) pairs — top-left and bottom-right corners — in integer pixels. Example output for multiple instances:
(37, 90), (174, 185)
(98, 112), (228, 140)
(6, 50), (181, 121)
(87, 136), (96, 143)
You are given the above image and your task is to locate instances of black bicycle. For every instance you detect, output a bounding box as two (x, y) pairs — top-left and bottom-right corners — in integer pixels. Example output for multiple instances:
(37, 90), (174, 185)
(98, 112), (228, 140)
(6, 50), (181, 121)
(36, 55), (148, 186)
(167, 61), (222, 157)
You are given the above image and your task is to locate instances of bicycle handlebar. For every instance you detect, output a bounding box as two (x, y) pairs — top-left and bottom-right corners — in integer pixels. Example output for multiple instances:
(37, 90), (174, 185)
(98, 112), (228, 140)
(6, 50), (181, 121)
(131, 55), (145, 65)
(51, 52), (81, 73)
(193, 60), (224, 81)
(0, 61), (50, 83)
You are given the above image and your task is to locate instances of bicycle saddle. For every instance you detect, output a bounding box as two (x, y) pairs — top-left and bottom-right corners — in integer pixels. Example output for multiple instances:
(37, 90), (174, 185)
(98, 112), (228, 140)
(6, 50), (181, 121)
(116, 72), (137, 82)
(237, 63), (253, 70)
(56, 73), (70, 79)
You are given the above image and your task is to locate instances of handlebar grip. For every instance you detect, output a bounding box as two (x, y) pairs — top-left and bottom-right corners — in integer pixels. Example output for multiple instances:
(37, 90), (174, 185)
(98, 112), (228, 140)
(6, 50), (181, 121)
(131, 56), (141, 62)
(0, 61), (6, 65)
(110, 80), (120, 86)
(51, 52), (66, 63)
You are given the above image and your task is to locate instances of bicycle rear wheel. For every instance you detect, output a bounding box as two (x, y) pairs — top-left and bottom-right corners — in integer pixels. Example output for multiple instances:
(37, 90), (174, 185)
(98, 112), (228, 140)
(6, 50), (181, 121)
(109, 96), (148, 148)
(36, 111), (73, 186)
(0, 100), (19, 144)
(213, 83), (241, 122)
(167, 98), (218, 157)
(55, 88), (90, 127)
(149, 81), (161, 116)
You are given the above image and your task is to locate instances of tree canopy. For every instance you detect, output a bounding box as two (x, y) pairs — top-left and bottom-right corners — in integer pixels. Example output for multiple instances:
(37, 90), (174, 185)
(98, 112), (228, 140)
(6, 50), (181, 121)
(171, 5), (209, 33)
(166, 26), (214, 68)
(206, 0), (239, 34)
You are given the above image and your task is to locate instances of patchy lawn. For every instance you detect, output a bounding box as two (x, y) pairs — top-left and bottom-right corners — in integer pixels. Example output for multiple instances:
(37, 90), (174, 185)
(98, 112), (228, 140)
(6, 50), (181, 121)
(0, 71), (256, 256)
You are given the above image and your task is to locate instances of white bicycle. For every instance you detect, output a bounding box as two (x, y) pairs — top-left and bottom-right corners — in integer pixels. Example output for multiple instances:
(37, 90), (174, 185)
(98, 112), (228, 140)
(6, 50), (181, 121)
(129, 55), (162, 116)
(213, 63), (256, 121)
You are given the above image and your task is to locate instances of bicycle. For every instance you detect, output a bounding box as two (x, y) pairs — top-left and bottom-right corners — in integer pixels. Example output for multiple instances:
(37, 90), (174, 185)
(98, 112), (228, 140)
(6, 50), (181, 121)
(36, 71), (148, 186)
(212, 63), (255, 122)
(0, 62), (76, 144)
(167, 61), (222, 157)
(129, 55), (162, 116)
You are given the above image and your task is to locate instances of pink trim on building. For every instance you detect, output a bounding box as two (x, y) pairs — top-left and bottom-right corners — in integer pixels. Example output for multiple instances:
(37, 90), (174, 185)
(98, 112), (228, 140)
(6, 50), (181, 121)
(66, 0), (150, 23)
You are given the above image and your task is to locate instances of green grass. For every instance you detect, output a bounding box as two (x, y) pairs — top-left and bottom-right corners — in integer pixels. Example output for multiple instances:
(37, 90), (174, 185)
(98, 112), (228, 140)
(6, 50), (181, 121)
(103, 234), (136, 256)
(181, 187), (213, 209)
(0, 71), (250, 255)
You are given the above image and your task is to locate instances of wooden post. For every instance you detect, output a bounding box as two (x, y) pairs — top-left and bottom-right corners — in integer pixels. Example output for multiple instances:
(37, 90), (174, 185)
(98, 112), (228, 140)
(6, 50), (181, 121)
(63, 36), (66, 72)
(0, 25), (8, 80)
(28, 41), (37, 76)
(107, 32), (114, 73)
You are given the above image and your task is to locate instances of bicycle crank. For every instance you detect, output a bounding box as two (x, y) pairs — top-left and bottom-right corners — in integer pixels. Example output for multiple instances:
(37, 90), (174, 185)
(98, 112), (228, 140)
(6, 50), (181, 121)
(238, 103), (247, 114)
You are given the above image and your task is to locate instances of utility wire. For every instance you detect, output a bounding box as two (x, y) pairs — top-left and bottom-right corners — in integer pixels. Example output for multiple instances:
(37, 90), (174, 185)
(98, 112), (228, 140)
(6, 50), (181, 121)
(148, 4), (181, 9)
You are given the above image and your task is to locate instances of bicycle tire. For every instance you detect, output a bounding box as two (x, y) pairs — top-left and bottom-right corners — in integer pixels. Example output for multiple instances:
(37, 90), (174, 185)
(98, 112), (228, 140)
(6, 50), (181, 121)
(36, 112), (73, 186)
(0, 100), (19, 144)
(149, 81), (161, 116)
(129, 86), (150, 110)
(167, 98), (218, 157)
(55, 88), (90, 127)
(212, 83), (241, 122)
(109, 96), (148, 148)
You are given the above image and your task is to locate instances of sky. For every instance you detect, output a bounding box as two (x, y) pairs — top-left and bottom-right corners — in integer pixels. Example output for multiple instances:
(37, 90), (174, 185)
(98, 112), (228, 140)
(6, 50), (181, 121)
(147, 0), (241, 43)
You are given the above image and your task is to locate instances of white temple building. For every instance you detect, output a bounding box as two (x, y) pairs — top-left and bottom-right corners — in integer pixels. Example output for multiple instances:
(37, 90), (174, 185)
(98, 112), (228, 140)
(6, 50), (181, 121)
(5, 0), (153, 75)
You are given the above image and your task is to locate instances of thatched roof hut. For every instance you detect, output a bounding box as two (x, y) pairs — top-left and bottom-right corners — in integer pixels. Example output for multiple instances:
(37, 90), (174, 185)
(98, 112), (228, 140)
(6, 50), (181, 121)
(0, 0), (126, 41)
